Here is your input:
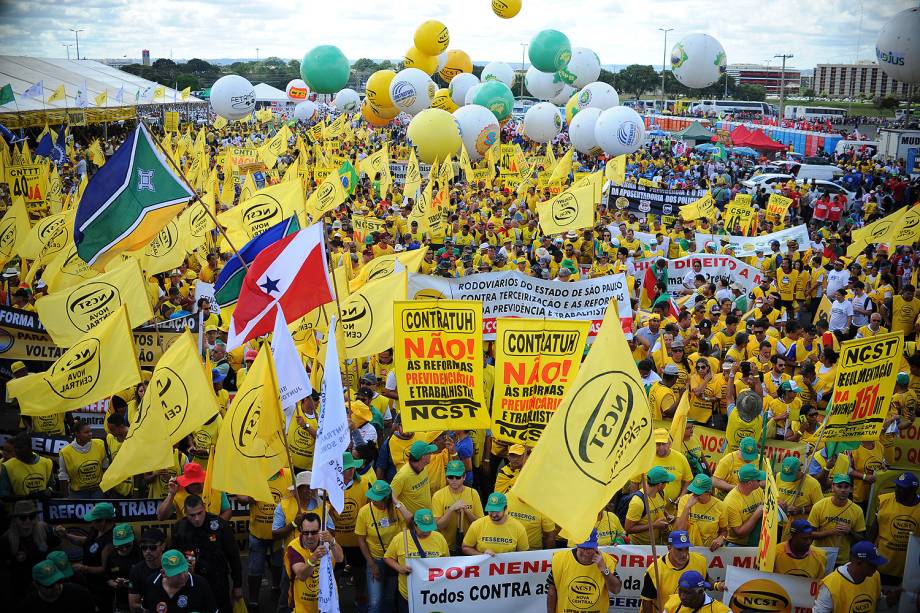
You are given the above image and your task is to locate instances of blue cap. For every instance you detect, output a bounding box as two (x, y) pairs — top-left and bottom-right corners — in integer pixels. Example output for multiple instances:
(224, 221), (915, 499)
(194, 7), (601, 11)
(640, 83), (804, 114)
(668, 530), (691, 549)
(790, 519), (814, 534)
(678, 570), (711, 590)
(212, 368), (226, 383)
(576, 529), (599, 549)
(895, 472), (919, 488)
(851, 541), (888, 566)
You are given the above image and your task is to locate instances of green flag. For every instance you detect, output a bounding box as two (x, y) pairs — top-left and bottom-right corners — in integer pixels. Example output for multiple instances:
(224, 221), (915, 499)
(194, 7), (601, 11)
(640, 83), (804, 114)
(0, 84), (14, 107)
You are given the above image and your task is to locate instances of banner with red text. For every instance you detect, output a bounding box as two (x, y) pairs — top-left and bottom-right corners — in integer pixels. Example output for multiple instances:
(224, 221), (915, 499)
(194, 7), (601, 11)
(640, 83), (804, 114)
(634, 253), (766, 294)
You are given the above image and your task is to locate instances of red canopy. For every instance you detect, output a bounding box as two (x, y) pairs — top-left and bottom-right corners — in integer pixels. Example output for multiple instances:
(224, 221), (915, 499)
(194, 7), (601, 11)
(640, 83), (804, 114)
(711, 124), (753, 145)
(741, 129), (786, 152)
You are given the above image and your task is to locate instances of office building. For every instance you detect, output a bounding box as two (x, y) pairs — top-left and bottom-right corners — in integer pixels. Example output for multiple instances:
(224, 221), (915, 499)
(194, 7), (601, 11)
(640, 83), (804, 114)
(814, 61), (911, 99)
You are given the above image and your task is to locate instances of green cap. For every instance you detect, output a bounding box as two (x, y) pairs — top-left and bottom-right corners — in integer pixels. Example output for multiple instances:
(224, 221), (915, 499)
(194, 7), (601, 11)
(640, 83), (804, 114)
(414, 509), (437, 532)
(485, 492), (508, 512)
(84, 502), (115, 522)
(647, 466), (676, 485)
(688, 474), (712, 495)
(445, 459), (466, 477)
(366, 480), (392, 501)
(342, 451), (364, 471)
(779, 380), (801, 393)
(897, 372), (909, 386)
(739, 437), (758, 462)
(46, 551), (73, 578)
(112, 523), (135, 547)
(779, 457), (802, 482)
(738, 464), (766, 483)
(32, 560), (65, 587)
(408, 440), (438, 461)
(833, 473), (852, 485)
(160, 549), (189, 577)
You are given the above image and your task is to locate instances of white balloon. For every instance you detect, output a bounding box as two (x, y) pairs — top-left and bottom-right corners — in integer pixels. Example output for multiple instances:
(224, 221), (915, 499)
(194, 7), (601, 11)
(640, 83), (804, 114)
(437, 52), (449, 73)
(453, 104), (500, 162)
(523, 102), (563, 144)
(595, 106), (647, 156)
(525, 66), (564, 100)
(293, 100), (318, 123)
(550, 84), (576, 106)
(576, 82), (620, 111)
(481, 61), (516, 88)
(568, 107), (602, 155)
(449, 73), (480, 106)
(671, 33), (727, 89)
(566, 48), (602, 89)
(876, 7), (920, 84)
(210, 75), (255, 120)
(334, 88), (360, 113)
(285, 78), (310, 101)
(389, 68), (436, 115)
(464, 83), (483, 106)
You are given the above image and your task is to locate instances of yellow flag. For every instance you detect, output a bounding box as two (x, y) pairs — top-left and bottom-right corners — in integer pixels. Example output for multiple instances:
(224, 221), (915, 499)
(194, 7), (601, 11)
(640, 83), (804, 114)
(438, 153), (454, 189)
(211, 344), (286, 502)
(159, 330), (222, 444)
(213, 115), (228, 130)
(178, 198), (216, 253)
(548, 148), (573, 183)
(217, 180), (304, 246)
(47, 84), (65, 104)
(256, 108), (274, 124)
(94, 90), (108, 106)
(304, 168), (347, 219)
(153, 85), (165, 100)
(19, 209), (75, 269)
(202, 448), (223, 515)
(125, 217), (190, 276)
(755, 468), (780, 571)
(87, 140), (105, 166)
(404, 148), (422, 196)
(350, 246), (427, 292)
(670, 391), (691, 449)
(36, 258), (153, 347)
(40, 242), (98, 292)
(181, 86), (191, 101)
(545, 143), (556, 168)
(875, 204), (920, 246)
(0, 197), (31, 267)
(9, 306), (142, 416)
(537, 183), (595, 235)
(513, 302), (655, 542)
(258, 124), (291, 168)
(360, 146), (389, 179)
(339, 271), (407, 359)
(458, 144), (473, 178)
(680, 192), (717, 222)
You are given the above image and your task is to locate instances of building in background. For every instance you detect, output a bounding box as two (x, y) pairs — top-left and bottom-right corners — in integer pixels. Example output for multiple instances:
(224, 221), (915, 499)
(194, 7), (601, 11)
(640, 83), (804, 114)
(814, 61), (911, 99)
(726, 63), (802, 97)
(142, 49), (150, 66)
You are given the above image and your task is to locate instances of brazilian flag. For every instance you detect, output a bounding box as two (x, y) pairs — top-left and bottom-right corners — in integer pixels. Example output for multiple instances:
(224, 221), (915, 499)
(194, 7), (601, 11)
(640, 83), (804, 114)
(338, 161), (359, 196)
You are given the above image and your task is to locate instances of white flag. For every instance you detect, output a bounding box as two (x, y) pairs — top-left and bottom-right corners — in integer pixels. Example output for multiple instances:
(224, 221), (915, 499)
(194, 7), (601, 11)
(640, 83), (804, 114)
(115, 85), (125, 103)
(310, 316), (350, 513)
(317, 550), (340, 613)
(74, 81), (89, 108)
(271, 307), (311, 431)
(23, 81), (43, 100)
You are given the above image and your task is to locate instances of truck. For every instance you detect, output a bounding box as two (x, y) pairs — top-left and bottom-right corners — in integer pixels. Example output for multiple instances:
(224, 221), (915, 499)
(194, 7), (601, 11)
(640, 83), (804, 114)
(877, 128), (920, 177)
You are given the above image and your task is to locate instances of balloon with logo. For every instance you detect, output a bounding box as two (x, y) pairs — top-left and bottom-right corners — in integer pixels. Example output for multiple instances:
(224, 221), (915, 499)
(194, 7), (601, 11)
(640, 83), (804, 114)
(334, 89), (360, 113)
(453, 104), (499, 162)
(449, 73), (479, 106)
(523, 102), (563, 143)
(390, 67), (436, 116)
(529, 29), (572, 73)
(293, 100), (318, 123)
(568, 107), (602, 155)
(562, 48), (602, 88)
(875, 7), (920, 84)
(551, 84), (576, 106)
(300, 45), (351, 93)
(525, 66), (564, 101)
(492, 0), (521, 18)
(404, 46), (439, 76)
(595, 106), (646, 156)
(440, 49), (473, 82)
(285, 79), (310, 101)
(407, 108), (462, 164)
(564, 92), (580, 124)
(432, 88), (458, 112)
(210, 75), (256, 120)
(437, 52), (449, 73)
(482, 61), (516, 88)
(366, 69), (396, 108)
(414, 20), (450, 56)
(670, 33), (726, 89)
(473, 80), (515, 122)
(361, 99), (391, 128)
(576, 82), (620, 111)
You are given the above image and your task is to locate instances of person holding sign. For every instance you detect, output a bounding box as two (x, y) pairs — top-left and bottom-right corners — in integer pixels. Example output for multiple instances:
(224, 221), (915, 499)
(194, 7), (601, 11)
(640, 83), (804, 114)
(546, 529), (621, 613)
(662, 570), (730, 613)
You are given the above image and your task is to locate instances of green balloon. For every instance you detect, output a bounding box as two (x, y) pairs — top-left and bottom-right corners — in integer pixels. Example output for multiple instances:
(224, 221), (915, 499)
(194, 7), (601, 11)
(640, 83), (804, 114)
(529, 29), (572, 73)
(473, 80), (515, 122)
(300, 45), (350, 94)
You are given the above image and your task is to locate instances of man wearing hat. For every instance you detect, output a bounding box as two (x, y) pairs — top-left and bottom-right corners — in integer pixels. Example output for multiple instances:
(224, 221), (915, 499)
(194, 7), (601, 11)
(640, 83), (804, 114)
(630, 428), (692, 511)
(814, 541), (891, 613)
(775, 456), (823, 522)
(766, 380), (803, 439)
(648, 365), (681, 420)
(662, 570), (730, 613)
(51, 501), (116, 610)
(625, 466), (675, 545)
(432, 460), (484, 554)
(107, 523), (140, 611)
(461, 492), (528, 555)
(547, 529), (621, 613)
(391, 440), (438, 523)
(676, 474), (727, 550)
(868, 471), (920, 583)
(384, 509), (450, 612)
(127, 528), (167, 612)
(640, 530), (709, 613)
(355, 480), (401, 613)
(142, 549), (218, 613)
(494, 443), (528, 494)
(724, 464), (765, 546)
(19, 559), (95, 612)
(156, 462), (231, 522)
(772, 519), (827, 579)
(808, 474), (866, 562)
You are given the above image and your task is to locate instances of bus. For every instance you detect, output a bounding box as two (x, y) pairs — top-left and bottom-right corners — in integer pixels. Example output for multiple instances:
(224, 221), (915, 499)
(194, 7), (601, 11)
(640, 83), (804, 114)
(783, 105), (848, 121)
(625, 100), (656, 112)
(690, 99), (775, 116)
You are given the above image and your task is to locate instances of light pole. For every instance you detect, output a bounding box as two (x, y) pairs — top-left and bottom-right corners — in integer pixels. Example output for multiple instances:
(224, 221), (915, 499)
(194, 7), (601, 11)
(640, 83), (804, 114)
(520, 43), (527, 97)
(256, 47), (260, 61)
(774, 53), (793, 120)
(659, 28), (674, 112)
(62, 43), (73, 60)
(69, 28), (84, 60)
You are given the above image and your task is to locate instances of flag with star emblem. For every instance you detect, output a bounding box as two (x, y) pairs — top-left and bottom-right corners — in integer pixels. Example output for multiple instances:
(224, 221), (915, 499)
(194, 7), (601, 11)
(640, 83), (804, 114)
(226, 222), (334, 350)
(73, 123), (194, 268)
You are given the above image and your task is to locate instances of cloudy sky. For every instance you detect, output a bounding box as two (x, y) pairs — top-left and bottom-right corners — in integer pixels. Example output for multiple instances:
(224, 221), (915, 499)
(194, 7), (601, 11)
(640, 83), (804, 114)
(0, 0), (913, 69)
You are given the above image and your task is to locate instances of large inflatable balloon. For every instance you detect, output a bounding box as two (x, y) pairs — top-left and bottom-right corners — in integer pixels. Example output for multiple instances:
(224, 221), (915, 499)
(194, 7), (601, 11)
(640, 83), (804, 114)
(550, 84), (576, 106)
(564, 92), (580, 124)
(432, 88), (458, 112)
(562, 48), (602, 89)
(449, 73), (479, 106)
(595, 106), (646, 156)
(568, 107), (602, 155)
(404, 46), (439, 76)
(576, 82), (620, 111)
(407, 108), (462, 164)
(372, 102), (401, 120)
(414, 20), (450, 56)
(453, 104), (499, 161)
(525, 66), (564, 100)
(492, 0), (521, 19)
(334, 89), (360, 113)
(210, 75), (255, 120)
(361, 99), (391, 128)
(437, 52), (448, 73)
(390, 68), (435, 116)
(523, 102), (562, 143)
(670, 34), (726, 89)
(529, 29), (572, 73)
(440, 50), (473, 82)
(366, 69), (396, 108)
(285, 79), (310, 101)
(301, 45), (351, 94)
(473, 80), (515, 122)
(481, 61), (516, 89)
(293, 100), (318, 123)
(464, 83), (483, 106)
(875, 7), (920, 84)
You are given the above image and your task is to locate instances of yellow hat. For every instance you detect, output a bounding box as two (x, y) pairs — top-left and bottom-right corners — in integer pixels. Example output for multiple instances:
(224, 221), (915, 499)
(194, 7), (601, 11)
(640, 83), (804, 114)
(654, 428), (671, 444)
(205, 324), (218, 333)
(10, 361), (26, 374)
(184, 270), (198, 281)
(508, 443), (527, 456)
(348, 400), (372, 428)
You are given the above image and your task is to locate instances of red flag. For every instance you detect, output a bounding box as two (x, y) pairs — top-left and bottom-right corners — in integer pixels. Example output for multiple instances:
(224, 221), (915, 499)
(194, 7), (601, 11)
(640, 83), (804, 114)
(227, 223), (333, 350)
(639, 265), (658, 310)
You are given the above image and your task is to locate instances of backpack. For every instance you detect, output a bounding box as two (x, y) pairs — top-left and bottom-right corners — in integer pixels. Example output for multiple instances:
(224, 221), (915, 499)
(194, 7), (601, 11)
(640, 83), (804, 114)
(614, 489), (645, 527)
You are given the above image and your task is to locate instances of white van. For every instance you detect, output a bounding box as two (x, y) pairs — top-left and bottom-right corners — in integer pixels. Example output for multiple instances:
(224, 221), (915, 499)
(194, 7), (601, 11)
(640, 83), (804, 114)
(768, 161), (842, 182)
(834, 140), (878, 156)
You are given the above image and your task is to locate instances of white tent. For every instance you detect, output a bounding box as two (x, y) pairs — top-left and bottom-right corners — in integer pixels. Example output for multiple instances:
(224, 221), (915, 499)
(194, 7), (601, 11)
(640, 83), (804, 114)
(252, 82), (289, 103)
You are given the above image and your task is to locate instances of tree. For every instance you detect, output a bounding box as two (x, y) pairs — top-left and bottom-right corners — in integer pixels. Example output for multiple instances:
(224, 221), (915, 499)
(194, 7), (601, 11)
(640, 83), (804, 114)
(875, 96), (899, 110)
(176, 74), (200, 91)
(799, 87), (815, 99)
(735, 84), (766, 101)
(352, 58), (379, 72)
(615, 64), (659, 100)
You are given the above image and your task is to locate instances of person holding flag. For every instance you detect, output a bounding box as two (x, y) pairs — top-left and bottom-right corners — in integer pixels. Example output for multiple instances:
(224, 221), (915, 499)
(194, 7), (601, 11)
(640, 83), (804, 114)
(546, 529), (622, 613)
(285, 512), (344, 613)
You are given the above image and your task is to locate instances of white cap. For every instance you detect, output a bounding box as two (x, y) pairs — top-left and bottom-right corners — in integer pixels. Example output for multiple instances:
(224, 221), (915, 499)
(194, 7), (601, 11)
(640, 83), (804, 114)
(289, 470), (312, 490)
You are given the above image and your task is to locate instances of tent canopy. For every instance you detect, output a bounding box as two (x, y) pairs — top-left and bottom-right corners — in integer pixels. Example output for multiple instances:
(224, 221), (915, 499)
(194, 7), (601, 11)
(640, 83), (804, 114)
(674, 121), (713, 144)
(741, 129), (787, 151)
(253, 82), (288, 103)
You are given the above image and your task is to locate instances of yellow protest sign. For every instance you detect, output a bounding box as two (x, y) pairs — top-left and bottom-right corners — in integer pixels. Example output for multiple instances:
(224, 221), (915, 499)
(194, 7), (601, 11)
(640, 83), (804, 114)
(766, 193), (792, 224)
(537, 183), (595, 235)
(492, 319), (590, 445)
(824, 332), (903, 441)
(352, 214), (386, 245)
(755, 468), (779, 571)
(8, 164), (46, 209)
(164, 111), (179, 132)
(393, 300), (489, 432)
(213, 115), (228, 130)
(724, 201), (755, 234)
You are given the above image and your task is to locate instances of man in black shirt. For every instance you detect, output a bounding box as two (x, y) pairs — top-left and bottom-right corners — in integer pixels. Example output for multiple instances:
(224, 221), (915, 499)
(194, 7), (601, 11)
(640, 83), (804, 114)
(128, 527), (167, 612)
(17, 560), (95, 613)
(106, 523), (141, 612)
(142, 549), (217, 613)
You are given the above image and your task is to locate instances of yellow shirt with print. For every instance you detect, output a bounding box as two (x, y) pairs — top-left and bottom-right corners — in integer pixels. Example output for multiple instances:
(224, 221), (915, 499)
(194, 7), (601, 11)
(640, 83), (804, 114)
(432, 485), (484, 553)
(626, 490), (669, 545)
(772, 541), (827, 579)
(808, 497), (866, 560)
(676, 494), (727, 547)
(390, 461), (432, 517)
(462, 515), (529, 554)
(875, 491), (920, 576)
(384, 530), (450, 599)
(724, 486), (764, 545)
(506, 491), (556, 550)
(354, 503), (401, 560)
(629, 450), (692, 507)
(550, 549), (618, 613)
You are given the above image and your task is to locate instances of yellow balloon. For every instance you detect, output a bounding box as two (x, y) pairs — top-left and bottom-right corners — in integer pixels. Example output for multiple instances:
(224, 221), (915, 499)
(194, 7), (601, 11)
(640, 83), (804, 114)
(439, 49), (473, 82)
(414, 20), (450, 56)
(361, 99), (391, 127)
(492, 0), (522, 18)
(373, 102), (401, 120)
(565, 92), (580, 124)
(431, 88), (458, 112)
(404, 46), (439, 76)
(407, 108), (461, 164)
(365, 69), (396, 108)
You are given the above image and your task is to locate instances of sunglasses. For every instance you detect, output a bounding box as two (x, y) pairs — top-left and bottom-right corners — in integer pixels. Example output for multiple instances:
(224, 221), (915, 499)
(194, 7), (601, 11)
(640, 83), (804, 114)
(302, 530), (320, 536)
(696, 365), (709, 371)
(140, 544), (161, 552)
(447, 475), (463, 480)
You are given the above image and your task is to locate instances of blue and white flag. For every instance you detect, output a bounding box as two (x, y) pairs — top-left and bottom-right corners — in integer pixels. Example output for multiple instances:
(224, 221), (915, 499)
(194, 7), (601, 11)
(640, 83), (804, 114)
(22, 81), (43, 101)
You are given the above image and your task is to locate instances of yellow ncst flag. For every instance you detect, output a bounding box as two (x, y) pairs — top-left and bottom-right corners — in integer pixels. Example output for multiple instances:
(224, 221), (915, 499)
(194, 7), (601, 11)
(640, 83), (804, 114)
(304, 167), (346, 219)
(216, 179), (304, 246)
(339, 271), (407, 359)
(548, 148), (573, 184)
(9, 306), (142, 416)
(0, 197), (31, 268)
(348, 247), (427, 292)
(537, 183), (595, 236)
(604, 155), (626, 186)
(404, 148), (422, 197)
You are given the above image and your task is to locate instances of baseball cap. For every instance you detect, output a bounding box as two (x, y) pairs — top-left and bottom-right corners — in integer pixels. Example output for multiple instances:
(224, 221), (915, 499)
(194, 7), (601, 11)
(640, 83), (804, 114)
(32, 560), (65, 587)
(140, 527), (166, 544)
(790, 519), (814, 534)
(833, 473), (852, 485)
(671, 337), (684, 349)
(668, 530), (691, 549)
(161, 549), (190, 577)
(176, 463), (206, 488)
(46, 551), (74, 578)
(485, 492), (508, 512)
(289, 470), (313, 490)
(84, 502), (115, 522)
(851, 541), (888, 566)
(688, 474), (712, 495)
(897, 372), (910, 386)
(678, 570), (711, 590)
(738, 464), (766, 483)
(662, 363), (679, 376)
(366, 480), (392, 501)
(779, 457), (802, 483)
(112, 523), (135, 547)
(10, 361), (26, 374)
(576, 529), (599, 549)
(211, 368), (226, 383)
(205, 324), (218, 333)
(895, 472), (919, 488)
(739, 437), (758, 462)
(244, 348), (258, 362)
(342, 451), (363, 471)
(647, 466), (676, 485)
(445, 459), (466, 477)
(408, 440), (438, 461)
(414, 509), (438, 532)
(508, 444), (527, 456)
(654, 428), (671, 444)
(778, 380), (801, 393)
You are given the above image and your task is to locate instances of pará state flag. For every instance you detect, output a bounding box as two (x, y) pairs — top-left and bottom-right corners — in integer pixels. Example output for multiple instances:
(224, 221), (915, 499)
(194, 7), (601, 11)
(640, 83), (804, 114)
(74, 124), (194, 268)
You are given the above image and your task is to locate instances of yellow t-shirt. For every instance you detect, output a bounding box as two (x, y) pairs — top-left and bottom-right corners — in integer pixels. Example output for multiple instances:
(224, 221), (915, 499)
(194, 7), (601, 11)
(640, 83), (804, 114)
(874, 492), (920, 576)
(506, 492), (556, 550)
(354, 503), (401, 560)
(776, 474), (824, 521)
(772, 541), (827, 579)
(332, 475), (375, 548)
(549, 549), (618, 613)
(390, 461), (432, 518)
(713, 452), (747, 493)
(820, 567), (880, 613)
(629, 451), (693, 507)
(462, 515), (529, 554)
(431, 485), (484, 553)
(648, 383), (677, 420)
(676, 494), (727, 547)
(626, 490), (669, 545)
(849, 444), (885, 503)
(384, 530), (450, 598)
(808, 497), (866, 561)
(724, 487), (764, 545)
(566, 511), (627, 547)
(642, 551), (708, 603)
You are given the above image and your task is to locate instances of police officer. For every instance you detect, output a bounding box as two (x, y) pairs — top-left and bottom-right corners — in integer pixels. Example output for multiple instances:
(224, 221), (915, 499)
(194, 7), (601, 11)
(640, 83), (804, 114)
(142, 549), (217, 613)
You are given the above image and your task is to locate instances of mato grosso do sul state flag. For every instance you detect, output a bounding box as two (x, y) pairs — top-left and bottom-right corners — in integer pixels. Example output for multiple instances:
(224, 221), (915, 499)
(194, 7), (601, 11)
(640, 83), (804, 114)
(74, 123), (194, 268)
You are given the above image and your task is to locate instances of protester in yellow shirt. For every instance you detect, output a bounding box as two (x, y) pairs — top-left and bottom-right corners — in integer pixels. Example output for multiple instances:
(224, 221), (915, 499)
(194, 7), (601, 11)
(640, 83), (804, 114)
(848, 440), (886, 505)
(547, 529), (622, 613)
(724, 464), (765, 546)
(391, 440), (437, 522)
(384, 509), (450, 605)
(625, 466), (675, 545)
(712, 436), (759, 495)
(808, 474), (866, 562)
(493, 443), (527, 494)
(432, 460), (484, 554)
(629, 428), (693, 509)
(640, 530), (709, 613)
(867, 471), (920, 583)
(676, 474), (728, 549)
(775, 457), (823, 522)
(506, 490), (557, 550)
(355, 480), (401, 613)
(461, 492), (529, 555)
(661, 570), (730, 613)
(816, 541), (887, 613)
(772, 519), (828, 579)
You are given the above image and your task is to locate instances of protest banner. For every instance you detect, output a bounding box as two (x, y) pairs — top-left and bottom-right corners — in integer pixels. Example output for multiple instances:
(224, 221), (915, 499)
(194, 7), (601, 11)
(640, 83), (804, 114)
(695, 225), (811, 257)
(824, 333), (903, 441)
(664, 420), (808, 469)
(0, 431), (70, 456)
(891, 421), (920, 468)
(491, 319), (590, 445)
(8, 164), (46, 209)
(722, 566), (819, 612)
(393, 300), (489, 432)
(351, 214), (386, 244)
(723, 201), (755, 234)
(608, 224), (671, 255)
(164, 111), (179, 132)
(756, 469), (780, 571)
(603, 184), (707, 217)
(634, 254), (766, 294)
(766, 193), (793, 224)
(408, 271), (633, 339)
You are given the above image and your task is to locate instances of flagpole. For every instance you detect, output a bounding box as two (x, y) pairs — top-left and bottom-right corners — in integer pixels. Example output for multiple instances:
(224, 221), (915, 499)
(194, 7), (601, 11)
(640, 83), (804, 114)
(263, 337), (306, 515)
(326, 254), (354, 406)
(642, 479), (664, 613)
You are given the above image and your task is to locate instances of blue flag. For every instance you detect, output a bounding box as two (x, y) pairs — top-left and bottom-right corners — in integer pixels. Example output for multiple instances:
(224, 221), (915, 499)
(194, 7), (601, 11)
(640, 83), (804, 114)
(35, 127), (54, 158)
(51, 125), (68, 165)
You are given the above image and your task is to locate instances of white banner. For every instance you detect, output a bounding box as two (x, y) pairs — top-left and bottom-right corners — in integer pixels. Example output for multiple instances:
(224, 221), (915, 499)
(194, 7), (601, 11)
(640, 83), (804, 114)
(633, 253), (767, 295)
(193, 280), (221, 314)
(608, 224), (671, 256)
(695, 224), (811, 258)
(722, 566), (818, 612)
(902, 534), (920, 613)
